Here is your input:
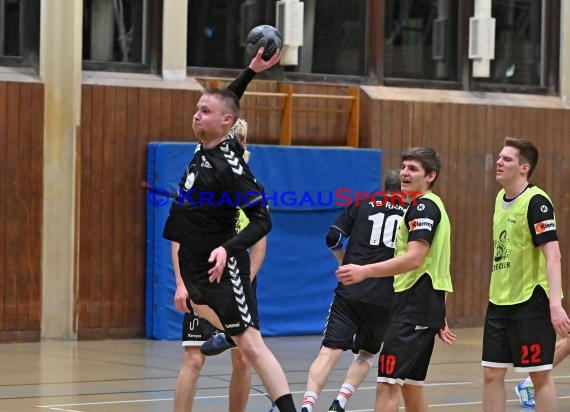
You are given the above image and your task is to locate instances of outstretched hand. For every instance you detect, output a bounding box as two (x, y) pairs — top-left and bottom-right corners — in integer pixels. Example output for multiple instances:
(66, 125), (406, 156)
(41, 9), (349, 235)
(208, 246), (227, 283)
(249, 47), (281, 73)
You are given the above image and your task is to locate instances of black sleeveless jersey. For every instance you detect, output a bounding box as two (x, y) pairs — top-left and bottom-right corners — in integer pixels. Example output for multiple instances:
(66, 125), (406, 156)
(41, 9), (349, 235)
(332, 198), (406, 305)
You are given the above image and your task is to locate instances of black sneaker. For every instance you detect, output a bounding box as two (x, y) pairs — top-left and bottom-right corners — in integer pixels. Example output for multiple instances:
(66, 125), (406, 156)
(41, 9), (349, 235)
(200, 333), (236, 356)
(328, 399), (345, 412)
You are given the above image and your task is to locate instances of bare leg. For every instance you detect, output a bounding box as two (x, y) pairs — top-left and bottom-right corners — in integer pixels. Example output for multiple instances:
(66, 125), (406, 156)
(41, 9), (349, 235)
(554, 337), (570, 367)
(401, 384), (428, 412)
(229, 349), (251, 412)
(343, 351), (374, 389)
(330, 351), (374, 409)
(483, 366), (507, 412)
(232, 327), (291, 401)
(305, 347), (343, 393)
(174, 347), (205, 412)
(191, 302), (224, 330)
(374, 382), (400, 412)
(530, 370), (556, 412)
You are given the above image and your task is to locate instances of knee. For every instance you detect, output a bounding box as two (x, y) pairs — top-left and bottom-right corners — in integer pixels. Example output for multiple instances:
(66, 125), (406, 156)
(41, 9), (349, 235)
(529, 371), (552, 389)
(231, 349), (250, 372)
(354, 350), (375, 368)
(377, 382), (399, 399)
(317, 347), (343, 365)
(483, 367), (505, 385)
(182, 348), (205, 373)
(236, 339), (263, 363)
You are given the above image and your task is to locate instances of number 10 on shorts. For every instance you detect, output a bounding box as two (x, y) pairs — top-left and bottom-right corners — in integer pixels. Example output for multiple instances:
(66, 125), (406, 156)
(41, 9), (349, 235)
(379, 353), (397, 375)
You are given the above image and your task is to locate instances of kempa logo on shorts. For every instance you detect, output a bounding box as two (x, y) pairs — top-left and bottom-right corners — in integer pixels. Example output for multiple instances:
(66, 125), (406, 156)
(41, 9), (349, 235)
(534, 219), (555, 234)
(409, 218), (434, 232)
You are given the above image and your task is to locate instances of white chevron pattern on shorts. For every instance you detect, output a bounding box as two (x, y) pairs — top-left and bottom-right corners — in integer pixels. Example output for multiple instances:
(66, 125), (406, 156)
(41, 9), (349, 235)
(221, 143), (243, 175)
(227, 256), (251, 324)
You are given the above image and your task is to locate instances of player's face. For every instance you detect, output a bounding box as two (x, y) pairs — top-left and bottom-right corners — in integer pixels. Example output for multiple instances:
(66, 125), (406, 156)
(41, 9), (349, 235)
(192, 95), (231, 142)
(496, 146), (528, 184)
(400, 159), (435, 193)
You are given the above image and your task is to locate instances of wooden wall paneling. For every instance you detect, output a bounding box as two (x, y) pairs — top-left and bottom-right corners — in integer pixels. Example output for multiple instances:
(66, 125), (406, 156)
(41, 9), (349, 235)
(148, 89), (162, 139)
(100, 85), (117, 331)
(28, 84), (43, 330)
(511, 106), (522, 138)
(463, 104), (480, 320)
(445, 102), (461, 319)
(5, 83), (20, 332)
(17, 83), (32, 331)
(134, 87), (151, 330)
(159, 90), (173, 138)
(480, 104), (495, 316)
(0, 83), (6, 332)
(89, 85), (105, 330)
(292, 84), (308, 144)
(112, 86), (128, 329)
(380, 100), (393, 170)
(473, 104), (490, 320)
(182, 90), (195, 139)
(171, 90), (185, 138)
(456, 103), (470, 320)
(358, 93), (370, 148)
(79, 85), (95, 330)
(125, 87), (141, 328)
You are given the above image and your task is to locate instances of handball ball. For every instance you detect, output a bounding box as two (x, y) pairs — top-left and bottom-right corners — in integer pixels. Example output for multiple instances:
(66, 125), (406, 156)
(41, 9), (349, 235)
(246, 25), (283, 61)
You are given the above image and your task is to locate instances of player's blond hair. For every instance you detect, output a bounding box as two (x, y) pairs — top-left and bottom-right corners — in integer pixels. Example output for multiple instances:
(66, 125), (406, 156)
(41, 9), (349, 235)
(231, 118), (248, 143)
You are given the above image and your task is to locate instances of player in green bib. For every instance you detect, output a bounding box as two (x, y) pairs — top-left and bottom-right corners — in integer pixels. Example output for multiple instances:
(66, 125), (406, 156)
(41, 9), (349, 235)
(482, 137), (570, 412)
(337, 147), (455, 412)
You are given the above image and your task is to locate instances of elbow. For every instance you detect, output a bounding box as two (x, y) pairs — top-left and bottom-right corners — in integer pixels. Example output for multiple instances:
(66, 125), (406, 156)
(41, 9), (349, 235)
(408, 255), (424, 270)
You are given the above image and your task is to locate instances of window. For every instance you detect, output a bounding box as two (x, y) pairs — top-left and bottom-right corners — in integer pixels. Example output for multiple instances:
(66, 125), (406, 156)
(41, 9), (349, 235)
(0, 0), (40, 67)
(0, 0), (20, 57)
(184, 0), (560, 93)
(187, 0), (368, 78)
(83, 0), (161, 72)
(187, 0), (271, 69)
(295, 0), (367, 76)
(488, 0), (545, 86)
(384, 0), (459, 81)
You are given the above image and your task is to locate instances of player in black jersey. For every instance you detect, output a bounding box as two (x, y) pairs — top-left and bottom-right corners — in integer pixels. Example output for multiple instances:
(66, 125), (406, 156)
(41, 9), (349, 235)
(163, 48), (297, 412)
(300, 170), (405, 412)
(171, 119), (267, 412)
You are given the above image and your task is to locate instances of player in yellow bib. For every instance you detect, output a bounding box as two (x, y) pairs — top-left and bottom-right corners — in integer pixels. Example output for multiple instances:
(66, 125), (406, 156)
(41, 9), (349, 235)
(336, 147), (456, 412)
(482, 137), (570, 412)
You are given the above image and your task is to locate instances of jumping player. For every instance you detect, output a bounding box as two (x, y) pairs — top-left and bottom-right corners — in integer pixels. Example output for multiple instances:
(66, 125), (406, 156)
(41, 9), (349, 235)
(163, 46), (297, 411)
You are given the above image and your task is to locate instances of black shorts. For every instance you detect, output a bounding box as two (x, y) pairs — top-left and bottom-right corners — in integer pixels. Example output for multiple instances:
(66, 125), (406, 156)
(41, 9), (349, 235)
(181, 252), (259, 337)
(322, 294), (391, 354)
(482, 288), (555, 372)
(181, 311), (219, 347)
(376, 321), (438, 385)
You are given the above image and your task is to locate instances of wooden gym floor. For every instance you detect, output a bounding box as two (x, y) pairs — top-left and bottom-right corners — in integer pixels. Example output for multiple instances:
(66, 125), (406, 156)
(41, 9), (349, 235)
(1, 327), (569, 411)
